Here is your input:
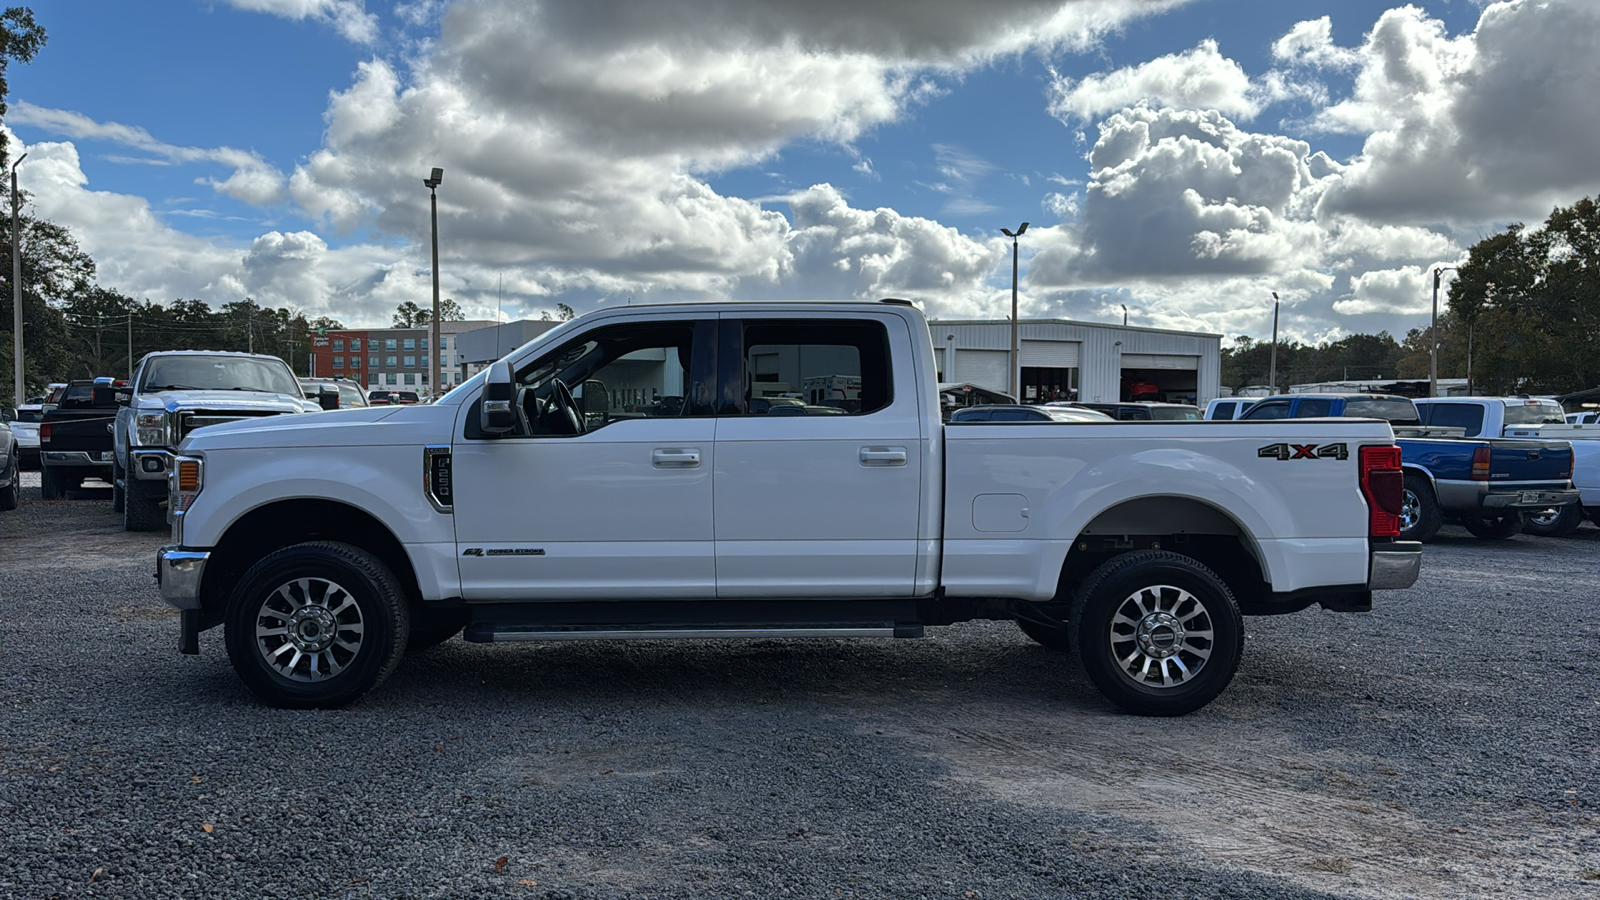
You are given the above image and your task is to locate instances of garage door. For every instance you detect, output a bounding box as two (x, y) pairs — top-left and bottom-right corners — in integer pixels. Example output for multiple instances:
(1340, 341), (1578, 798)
(1120, 353), (1198, 370)
(1021, 340), (1079, 368)
(955, 350), (1010, 393)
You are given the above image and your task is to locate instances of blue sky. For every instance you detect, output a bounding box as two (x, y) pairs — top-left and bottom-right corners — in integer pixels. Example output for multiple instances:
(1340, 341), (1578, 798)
(9, 0), (1591, 343)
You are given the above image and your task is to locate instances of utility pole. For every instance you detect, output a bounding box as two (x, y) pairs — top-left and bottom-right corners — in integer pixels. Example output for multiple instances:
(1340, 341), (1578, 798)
(10, 152), (27, 406)
(425, 167), (444, 400)
(127, 313), (133, 381)
(1269, 291), (1280, 393)
(247, 306), (254, 354)
(1430, 266), (1457, 398)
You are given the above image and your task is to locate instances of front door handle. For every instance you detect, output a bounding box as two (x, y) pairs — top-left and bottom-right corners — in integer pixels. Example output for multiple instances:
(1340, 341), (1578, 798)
(860, 446), (908, 467)
(653, 448), (701, 469)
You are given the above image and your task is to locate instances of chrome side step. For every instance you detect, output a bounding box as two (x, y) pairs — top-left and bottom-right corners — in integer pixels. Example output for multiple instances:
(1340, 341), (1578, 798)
(478, 626), (902, 642)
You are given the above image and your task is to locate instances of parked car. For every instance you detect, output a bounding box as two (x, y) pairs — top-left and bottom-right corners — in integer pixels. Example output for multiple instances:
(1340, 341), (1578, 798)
(391, 390), (421, 405)
(7, 403), (43, 469)
(950, 404), (1114, 423)
(0, 415), (19, 510)
(1412, 397), (1580, 536)
(1204, 398), (1259, 420)
(366, 389), (393, 406)
(156, 299), (1418, 715)
(1240, 393), (1577, 541)
(1051, 401), (1203, 421)
(38, 378), (121, 499)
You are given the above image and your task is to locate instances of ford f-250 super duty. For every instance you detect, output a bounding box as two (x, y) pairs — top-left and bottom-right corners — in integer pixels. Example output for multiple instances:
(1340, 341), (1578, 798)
(156, 300), (1421, 715)
(114, 350), (319, 532)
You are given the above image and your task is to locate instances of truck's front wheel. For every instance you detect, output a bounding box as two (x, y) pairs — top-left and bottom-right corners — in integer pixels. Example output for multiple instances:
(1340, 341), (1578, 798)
(224, 542), (410, 709)
(1069, 551), (1243, 717)
(123, 487), (165, 532)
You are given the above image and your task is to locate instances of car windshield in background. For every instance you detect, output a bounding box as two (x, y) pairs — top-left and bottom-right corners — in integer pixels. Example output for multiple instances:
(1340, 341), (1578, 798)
(140, 356), (301, 397)
(1343, 398), (1420, 425)
(16, 408), (43, 423)
(1503, 401), (1565, 426)
(1150, 407), (1202, 420)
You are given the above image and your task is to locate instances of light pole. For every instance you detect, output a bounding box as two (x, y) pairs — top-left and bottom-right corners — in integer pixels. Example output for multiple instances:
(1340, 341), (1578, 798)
(9, 152), (25, 407)
(1430, 266), (1457, 398)
(424, 167), (444, 399)
(1121, 303), (1127, 326)
(1001, 222), (1028, 402)
(1269, 291), (1280, 393)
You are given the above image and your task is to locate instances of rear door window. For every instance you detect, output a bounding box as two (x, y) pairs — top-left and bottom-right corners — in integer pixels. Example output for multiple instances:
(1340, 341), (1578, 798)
(1293, 398), (1333, 418)
(724, 320), (892, 417)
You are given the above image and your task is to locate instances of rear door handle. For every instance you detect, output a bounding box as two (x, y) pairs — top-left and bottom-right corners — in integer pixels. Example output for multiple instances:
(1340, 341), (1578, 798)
(652, 448), (701, 469)
(860, 446), (908, 467)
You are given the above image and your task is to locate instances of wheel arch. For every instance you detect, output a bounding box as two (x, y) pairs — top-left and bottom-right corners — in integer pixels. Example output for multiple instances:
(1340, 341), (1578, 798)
(197, 499), (422, 629)
(1054, 495), (1270, 612)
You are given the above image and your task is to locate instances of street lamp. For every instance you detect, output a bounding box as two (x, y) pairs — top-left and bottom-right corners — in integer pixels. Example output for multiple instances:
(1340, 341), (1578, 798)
(1121, 303), (1127, 327)
(9, 152), (25, 407)
(1001, 222), (1028, 402)
(1269, 291), (1280, 394)
(424, 166), (444, 399)
(1430, 266), (1457, 398)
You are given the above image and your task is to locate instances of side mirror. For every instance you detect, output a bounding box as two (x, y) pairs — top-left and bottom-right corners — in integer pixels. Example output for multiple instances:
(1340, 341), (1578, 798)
(317, 386), (340, 410)
(480, 361), (516, 435)
(0, 407), (13, 423)
(115, 390), (132, 407)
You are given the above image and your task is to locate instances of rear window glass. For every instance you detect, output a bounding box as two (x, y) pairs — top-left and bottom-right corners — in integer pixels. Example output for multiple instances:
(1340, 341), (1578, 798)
(1293, 399), (1333, 418)
(1342, 398), (1419, 424)
(1150, 406), (1201, 420)
(1503, 401), (1565, 426)
(1424, 403), (1485, 436)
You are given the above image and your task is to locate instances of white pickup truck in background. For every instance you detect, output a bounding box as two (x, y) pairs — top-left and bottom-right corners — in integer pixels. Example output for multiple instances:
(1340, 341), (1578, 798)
(156, 300), (1420, 716)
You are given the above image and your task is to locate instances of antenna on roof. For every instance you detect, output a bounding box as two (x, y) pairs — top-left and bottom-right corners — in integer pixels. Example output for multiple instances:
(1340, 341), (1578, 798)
(496, 274), (504, 359)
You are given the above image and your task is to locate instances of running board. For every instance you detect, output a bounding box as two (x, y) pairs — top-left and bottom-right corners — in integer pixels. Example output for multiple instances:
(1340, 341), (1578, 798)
(467, 624), (917, 642)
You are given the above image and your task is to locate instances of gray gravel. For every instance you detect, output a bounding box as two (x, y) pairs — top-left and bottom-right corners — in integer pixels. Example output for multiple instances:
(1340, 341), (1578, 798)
(1, 471), (1596, 899)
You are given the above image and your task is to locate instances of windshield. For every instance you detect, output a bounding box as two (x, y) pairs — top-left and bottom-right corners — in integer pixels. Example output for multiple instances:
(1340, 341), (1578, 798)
(1502, 400), (1565, 426)
(139, 355), (301, 396)
(16, 408), (43, 423)
(1342, 398), (1420, 425)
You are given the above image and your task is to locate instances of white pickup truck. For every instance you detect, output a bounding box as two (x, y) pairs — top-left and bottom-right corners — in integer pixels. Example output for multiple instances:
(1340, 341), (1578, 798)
(156, 300), (1420, 715)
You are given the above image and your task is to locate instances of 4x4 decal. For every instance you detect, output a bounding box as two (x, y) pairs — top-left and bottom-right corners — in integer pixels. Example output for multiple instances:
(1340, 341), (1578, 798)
(1257, 442), (1349, 461)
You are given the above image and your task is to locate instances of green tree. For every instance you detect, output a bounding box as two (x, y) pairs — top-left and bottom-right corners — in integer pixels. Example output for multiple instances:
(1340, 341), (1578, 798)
(393, 297), (463, 327)
(0, 7), (45, 171)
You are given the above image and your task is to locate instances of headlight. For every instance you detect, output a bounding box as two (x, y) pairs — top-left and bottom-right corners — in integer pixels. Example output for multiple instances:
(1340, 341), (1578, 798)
(135, 412), (167, 446)
(169, 456), (204, 542)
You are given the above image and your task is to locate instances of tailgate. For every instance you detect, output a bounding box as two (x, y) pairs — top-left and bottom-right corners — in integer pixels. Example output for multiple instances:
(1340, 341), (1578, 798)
(1487, 438), (1572, 485)
(40, 412), (117, 454)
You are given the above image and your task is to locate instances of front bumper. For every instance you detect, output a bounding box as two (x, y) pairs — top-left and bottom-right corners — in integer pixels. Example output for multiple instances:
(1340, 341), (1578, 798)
(156, 545), (209, 610)
(1369, 541), (1422, 591)
(132, 448), (175, 480)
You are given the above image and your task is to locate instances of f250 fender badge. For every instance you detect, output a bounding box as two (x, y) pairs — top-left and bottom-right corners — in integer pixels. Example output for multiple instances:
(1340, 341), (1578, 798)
(461, 547), (546, 557)
(1257, 442), (1349, 460)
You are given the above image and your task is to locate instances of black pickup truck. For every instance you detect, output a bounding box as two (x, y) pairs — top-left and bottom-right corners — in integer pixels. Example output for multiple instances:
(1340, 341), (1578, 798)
(39, 379), (121, 498)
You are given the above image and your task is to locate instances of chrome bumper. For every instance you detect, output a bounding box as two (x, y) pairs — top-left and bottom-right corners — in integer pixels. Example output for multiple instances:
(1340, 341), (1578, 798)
(1369, 541), (1422, 591)
(42, 450), (113, 467)
(156, 545), (210, 610)
(1481, 488), (1580, 511)
(132, 448), (174, 480)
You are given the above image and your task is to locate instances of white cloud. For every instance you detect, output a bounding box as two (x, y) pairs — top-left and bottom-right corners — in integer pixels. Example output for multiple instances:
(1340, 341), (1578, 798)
(1271, 16), (1360, 69)
(220, 0), (378, 44)
(1048, 40), (1262, 122)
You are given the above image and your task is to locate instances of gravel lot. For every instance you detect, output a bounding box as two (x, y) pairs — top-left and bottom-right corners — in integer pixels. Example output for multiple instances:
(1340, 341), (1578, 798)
(1, 472), (1596, 899)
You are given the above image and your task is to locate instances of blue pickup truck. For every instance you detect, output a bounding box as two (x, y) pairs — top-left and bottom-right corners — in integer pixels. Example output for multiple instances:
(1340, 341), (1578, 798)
(1240, 393), (1577, 541)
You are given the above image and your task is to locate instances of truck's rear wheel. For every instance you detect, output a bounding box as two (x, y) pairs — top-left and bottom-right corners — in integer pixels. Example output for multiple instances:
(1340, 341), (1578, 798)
(1462, 514), (1523, 540)
(224, 542), (410, 709)
(1069, 551), (1243, 717)
(0, 455), (18, 511)
(111, 460), (125, 513)
(1522, 504), (1583, 537)
(1399, 474), (1442, 542)
(40, 465), (63, 499)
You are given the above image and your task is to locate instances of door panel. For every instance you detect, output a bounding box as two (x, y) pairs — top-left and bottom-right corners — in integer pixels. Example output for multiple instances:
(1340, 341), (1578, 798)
(713, 316), (924, 598)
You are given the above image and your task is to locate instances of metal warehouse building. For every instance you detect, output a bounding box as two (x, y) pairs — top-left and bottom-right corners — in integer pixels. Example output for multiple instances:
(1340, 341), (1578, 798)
(930, 318), (1222, 406)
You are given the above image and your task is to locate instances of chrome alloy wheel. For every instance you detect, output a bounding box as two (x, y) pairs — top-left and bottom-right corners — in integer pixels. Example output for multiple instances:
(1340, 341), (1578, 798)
(1108, 584), (1215, 689)
(253, 577), (365, 682)
(1527, 508), (1559, 527)
(1400, 488), (1422, 533)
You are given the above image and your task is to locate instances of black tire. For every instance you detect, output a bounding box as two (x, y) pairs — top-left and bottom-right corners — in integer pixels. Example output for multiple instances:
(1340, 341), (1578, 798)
(224, 542), (410, 709)
(1522, 504), (1584, 537)
(1015, 617), (1073, 652)
(1588, 507), (1600, 527)
(1399, 473), (1443, 542)
(1069, 550), (1243, 717)
(0, 447), (18, 511)
(1462, 514), (1523, 540)
(123, 487), (166, 532)
(39, 464), (63, 500)
(407, 606), (467, 650)
(111, 460), (125, 513)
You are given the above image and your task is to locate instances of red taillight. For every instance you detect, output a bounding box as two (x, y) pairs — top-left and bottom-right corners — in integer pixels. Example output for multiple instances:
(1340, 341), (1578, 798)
(1470, 446), (1491, 481)
(1360, 445), (1403, 538)
(39, 422), (51, 444)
